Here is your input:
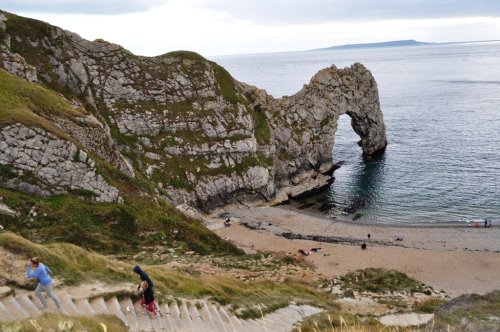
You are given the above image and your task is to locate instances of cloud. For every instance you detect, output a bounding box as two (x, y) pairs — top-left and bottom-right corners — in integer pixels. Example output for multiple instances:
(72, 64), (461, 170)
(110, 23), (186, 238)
(1, 0), (167, 15)
(190, 0), (500, 24)
(5, 0), (500, 19)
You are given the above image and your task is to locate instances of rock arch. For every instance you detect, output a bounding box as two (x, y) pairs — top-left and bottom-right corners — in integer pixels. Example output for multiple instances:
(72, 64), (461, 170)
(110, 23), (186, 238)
(248, 63), (387, 198)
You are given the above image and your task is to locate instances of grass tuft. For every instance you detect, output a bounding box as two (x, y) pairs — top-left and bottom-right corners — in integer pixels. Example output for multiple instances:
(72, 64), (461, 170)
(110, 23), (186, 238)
(338, 268), (428, 294)
(0, 313), (126, 332)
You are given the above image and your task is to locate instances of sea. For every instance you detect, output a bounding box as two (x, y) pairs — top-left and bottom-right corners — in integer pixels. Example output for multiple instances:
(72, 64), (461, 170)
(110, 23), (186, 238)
(210, 42), (500, 225)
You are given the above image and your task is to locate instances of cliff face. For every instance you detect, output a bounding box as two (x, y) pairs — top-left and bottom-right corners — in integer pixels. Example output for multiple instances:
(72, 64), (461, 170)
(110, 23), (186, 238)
(0, 11), (387, 211)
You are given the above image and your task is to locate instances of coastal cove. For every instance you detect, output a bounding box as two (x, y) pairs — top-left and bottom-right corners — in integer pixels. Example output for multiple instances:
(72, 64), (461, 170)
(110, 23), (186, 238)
(213, 41), (500, 225)
(212, 206), (500, 297)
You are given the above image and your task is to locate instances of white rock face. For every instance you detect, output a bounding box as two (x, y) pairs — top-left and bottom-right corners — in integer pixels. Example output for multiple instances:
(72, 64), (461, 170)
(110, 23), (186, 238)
(246, 63), (387, 196)
(0, 123), (120, 202)
(0, 11), (388, 211)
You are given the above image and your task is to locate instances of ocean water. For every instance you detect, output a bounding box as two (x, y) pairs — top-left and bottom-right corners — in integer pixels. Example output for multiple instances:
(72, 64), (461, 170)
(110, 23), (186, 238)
(211, 42), (500, 224)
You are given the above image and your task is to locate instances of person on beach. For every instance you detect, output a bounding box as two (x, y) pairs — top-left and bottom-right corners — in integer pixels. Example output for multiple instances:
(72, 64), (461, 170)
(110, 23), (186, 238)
(26, 257), (62, 311)
(224, 217), (232, 227)
(133, 265), (159, 317)
(298, 249), (310, 256)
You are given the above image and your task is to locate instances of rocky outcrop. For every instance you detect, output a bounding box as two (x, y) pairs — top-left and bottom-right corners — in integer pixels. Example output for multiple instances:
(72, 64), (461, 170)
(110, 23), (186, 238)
(0, 123), (120, 202)
(246, 63), (387, 198)
(0, 10), (387, 211)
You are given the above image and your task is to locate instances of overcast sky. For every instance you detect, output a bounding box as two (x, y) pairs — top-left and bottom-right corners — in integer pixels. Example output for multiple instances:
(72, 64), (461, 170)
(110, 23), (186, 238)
(2, 0), (500, 56)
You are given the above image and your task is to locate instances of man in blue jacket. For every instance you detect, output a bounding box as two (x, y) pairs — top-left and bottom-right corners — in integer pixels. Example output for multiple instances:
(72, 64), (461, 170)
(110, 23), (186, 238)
(26, 257), (62, 311)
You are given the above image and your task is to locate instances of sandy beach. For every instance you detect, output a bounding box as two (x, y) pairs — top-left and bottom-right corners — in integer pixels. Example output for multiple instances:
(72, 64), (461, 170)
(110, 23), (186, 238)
(212, 206), (500, 297)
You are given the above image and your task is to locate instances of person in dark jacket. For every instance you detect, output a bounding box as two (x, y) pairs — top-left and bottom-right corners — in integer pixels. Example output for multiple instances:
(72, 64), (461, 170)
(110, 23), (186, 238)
(133, 265), (159, 317)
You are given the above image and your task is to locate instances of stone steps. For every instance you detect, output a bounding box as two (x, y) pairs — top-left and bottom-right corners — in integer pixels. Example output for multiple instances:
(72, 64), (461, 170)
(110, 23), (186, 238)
(0, 291), (322, 331)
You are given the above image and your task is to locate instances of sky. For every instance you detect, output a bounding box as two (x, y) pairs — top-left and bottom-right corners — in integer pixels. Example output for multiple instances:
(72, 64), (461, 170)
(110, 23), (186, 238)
(2, 0), (500, 56)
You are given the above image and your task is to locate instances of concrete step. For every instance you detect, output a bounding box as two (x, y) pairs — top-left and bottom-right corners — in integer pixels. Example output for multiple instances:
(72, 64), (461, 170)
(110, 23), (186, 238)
(247, 318), (264, 332)
(120, 298), (140, 331)
(231, 316), (248, 332)
(16, 294), (41, 317)
(180, 302), (196, 332)
(245, 318), (263, 332)
(0, 301), (12, 322)
(90, 297), (109, 315)
(106, 297), (128, 327)
(210, 304), (229, 332)
(171, 301), (185, 331)
(162, 303), (176, 332)
(219, 306), (238, 332)
(133, 298), (153, 331)
(149, 302), (164, 331)
(74, 298), (95, 316)
(201, 302), (218, 332)
(58, 292), (78, 316)
(4, 296), (29, 320)
(0, 290), (324, 332)
(189, 303), (206, 331)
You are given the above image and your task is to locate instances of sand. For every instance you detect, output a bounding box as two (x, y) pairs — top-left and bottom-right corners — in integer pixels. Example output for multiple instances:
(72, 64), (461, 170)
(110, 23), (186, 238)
(212, 206), (500, 297)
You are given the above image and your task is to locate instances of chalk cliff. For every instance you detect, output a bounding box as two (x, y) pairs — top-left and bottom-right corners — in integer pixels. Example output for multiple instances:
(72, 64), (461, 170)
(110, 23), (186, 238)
(0, 11), (386, 210)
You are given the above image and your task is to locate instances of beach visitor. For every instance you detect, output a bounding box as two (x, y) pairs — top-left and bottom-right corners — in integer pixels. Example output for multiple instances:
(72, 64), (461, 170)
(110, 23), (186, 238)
(361, 243), (367, 250)
(367, 233), (371, 239)
(298, 249), (310, 256)
(26, 257), (62, 311)
(224, 217), (232, 227)
(133, 265), (159, 317)
(484, 219), (488, 228)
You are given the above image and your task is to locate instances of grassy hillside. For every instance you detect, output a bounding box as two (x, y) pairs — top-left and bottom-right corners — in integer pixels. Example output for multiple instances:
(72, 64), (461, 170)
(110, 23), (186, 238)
(0, 66), (241, 256)
(0, 232), (334, 318)
(0, 188), (241, 256)
(0, 68), (81, 137)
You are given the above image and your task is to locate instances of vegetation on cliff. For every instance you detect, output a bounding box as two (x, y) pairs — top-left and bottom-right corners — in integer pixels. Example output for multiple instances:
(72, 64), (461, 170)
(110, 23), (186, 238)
(0, 68), (80, 137)
(0, 188), (241, 256)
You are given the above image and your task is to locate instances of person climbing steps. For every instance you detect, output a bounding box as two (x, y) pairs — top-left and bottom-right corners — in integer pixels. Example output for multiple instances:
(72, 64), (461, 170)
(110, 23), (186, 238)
(26, 257), (63, 312)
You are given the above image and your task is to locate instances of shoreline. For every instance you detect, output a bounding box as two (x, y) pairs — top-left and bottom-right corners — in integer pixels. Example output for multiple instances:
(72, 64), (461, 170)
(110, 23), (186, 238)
(283, 203), (481, 229)
(210, 205), (500, 297)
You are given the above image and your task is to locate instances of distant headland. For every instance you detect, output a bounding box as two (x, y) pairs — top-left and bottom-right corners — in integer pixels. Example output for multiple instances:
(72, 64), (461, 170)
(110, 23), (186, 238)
(313, 39), (431, 51)
(312, 39), (500, 51)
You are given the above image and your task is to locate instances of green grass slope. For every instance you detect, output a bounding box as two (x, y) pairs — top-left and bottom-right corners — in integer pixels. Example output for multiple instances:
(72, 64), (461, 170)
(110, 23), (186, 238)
(0, 232), (334, 318)
(0, 188), (241, 256)
(0, 68), (81, 137)
(0, 313), (126, 332)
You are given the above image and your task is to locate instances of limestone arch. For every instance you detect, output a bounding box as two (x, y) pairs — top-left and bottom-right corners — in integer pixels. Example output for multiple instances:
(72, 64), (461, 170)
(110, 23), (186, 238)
(268, 63), (387, 187)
